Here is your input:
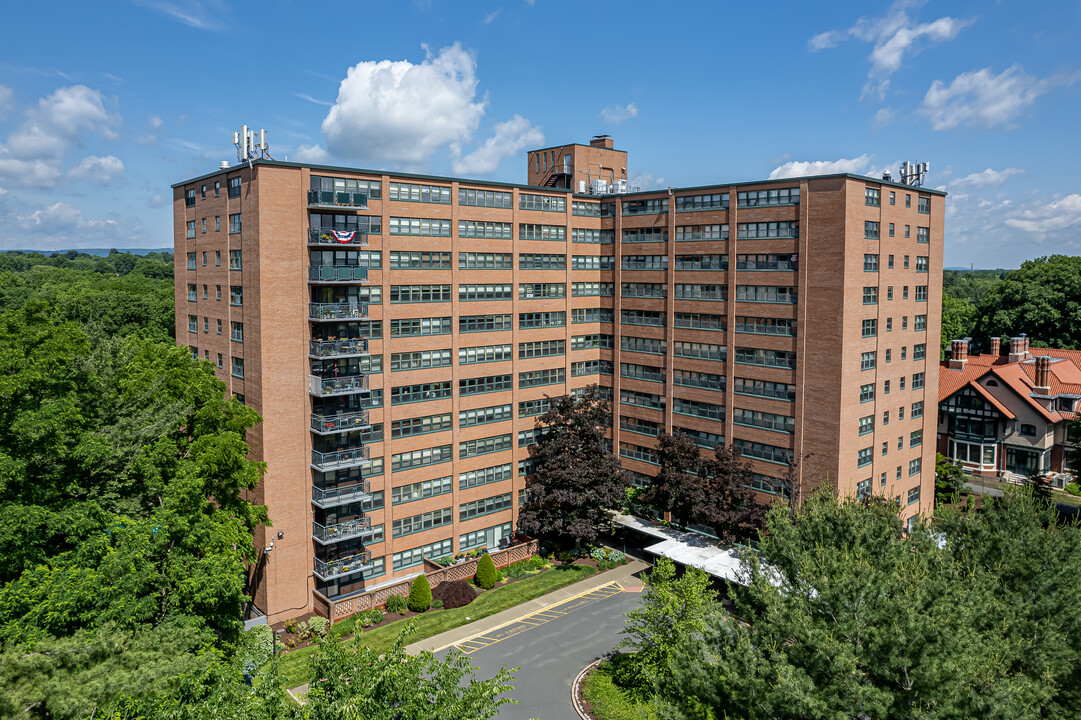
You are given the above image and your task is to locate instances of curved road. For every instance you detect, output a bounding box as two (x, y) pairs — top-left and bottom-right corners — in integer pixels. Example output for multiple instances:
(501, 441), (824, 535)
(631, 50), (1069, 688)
(436, 581), (643, 719)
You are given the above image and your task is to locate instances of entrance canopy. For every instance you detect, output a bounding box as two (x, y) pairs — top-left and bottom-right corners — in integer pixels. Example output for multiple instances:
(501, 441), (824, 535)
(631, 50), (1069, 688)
(612, 513), (756, 585)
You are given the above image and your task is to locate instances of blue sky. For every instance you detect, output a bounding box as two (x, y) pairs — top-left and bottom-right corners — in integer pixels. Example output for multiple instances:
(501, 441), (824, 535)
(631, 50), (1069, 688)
(0, 0), (1079, 268)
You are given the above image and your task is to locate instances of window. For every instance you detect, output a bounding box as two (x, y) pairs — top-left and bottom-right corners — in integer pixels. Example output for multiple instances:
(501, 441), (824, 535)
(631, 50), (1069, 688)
(733, 347), (793, 368)
(675, 224), (727, 241)
(392, 413), (452, 439)
(187, 283), (197, 302)
(621, 336), (665, 355)
(863, 287), (878, 304)
(519, 193), (566, 212)
(186, 221), (195, 239)
(905, 194), (911, 208)
(862, 319), (877, 338)
(889, 191), (895, 205)
(622, 255), (668, 271)
(737, 188), (798, 207)
(215, 216), (220, 232)
(675, 398), (726, 422)
(203, 317), (208, 333)
(390, 382), (452, 404)
(572, 255), (615, 270)
(909, 458), (922, 477)
(864, 221), (880, 239)
(861, 352), (876, 370)
(520, 224), (566, 241)
(619, 442), (660, 465)
(388, 217), (452, 236)
(519, 368), (565, 388)
(391, 445), (453, 473)
(887, 286), (894, 301)
(459, 404), (513, 427)
(459, 493), (513, 521)
(227, 176), (240, 198)
(918, 196), (930, 214)
(228, 250), (241, 270)
(460, 434), (513, 459)
(215, 250), (221, 266)
(623, 198), (668, 215)
(392, 477), (452, 505)
(620, 388), (664, 410)
(390, 349), (452, 371)
(459, 284), (512, 301)
(230, 286), (242, 305)
(888, 255), (894, 269)
(185, 188), (195, 207)
(885, 380), (891, 394)
(888, 223), (895, 238)
(519, 340), (565, 358)
(732, 439), (790, 465)
(866, 187), (881, 206)
(676, 192), (729, 210)
(519, 283), (565, 299)
(901, 316), (908, 330)
(677, 254), (729, 271)
(458, 221), (512, 239)
(623, 283), (668, 298)
(883, 411), (890, 426)
(734, 285), (793, 303)
(519, 312), (565, 328)
(572, 308), (614, 324)
(905, 225), (911, 238)
(214, 354), (222, 368)
(857, 478), (872, 499)
(917, 227), (929, 244)
(915, 314), (927, 331)
(882, 442), (889, 456)
(677, 370), (727, 392)
(910, 430), (923, 448)
(460, 252), (512, 269)
(186, 252), (196, 270)
(736, 221), (798, 239)
(886, 318), (893, 332)
(519, 399), (551, 417)
(519, 253), (566, 269)
(572, 200), (602, 216)
(886, 349), (892, 364)
(231, 357), (244, 378)
(904, 255), (910, 269)
(621, 362), (665, 384)
(679, 313), (728, 331)
(390, 317), (453, 337)
(201, 218), (207, 234)
(913, 344), (926, 360)
(459, 344), (513, 364)
(860, 383), (875, 402)
(187, 314), (197, 333)
(915, 286), (928, 302)
(460, 187), (513, 208)
(388, 251), (451, 269)
(864, 254), (879, 272)
(460, 464), (513, 489)
(622, 310), (666, 327)
(621, 415), (660, 437)
(393, 538), (452, 571)
(228, 213), (241, 234)
(733, 408), (792, 432)
(622, 228), (667, 243)
(572, 228), (614, 244)
(1020, 424), (1037, 437)
(392, 507), (452, 537)
(216, 319), (222, 335)
(733, 377), (789, 400)
(912, 372), (925, 389)
(460, 314), (512, 333)
(735, 253), (795, 270)
(388, 182), (451, 204)
(391, 285), (452, 303)
(459, 374), (513, 395)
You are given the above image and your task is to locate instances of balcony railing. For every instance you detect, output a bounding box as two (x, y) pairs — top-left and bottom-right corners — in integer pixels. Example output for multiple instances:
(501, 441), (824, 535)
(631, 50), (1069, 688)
(313, 516), (373, 544)
(309, 228), (369, 246)
(309, 339), (369, 358)
(312, 481), (372, 509)
(309, 266), (369, 282)
(308, 190), (368, 208)
(312, 446), (371, 471)
(311, 410), (371, 434)
(309, 302), (368, 321)
(313, 551), (374, 580)
(310, 374), (369, 397)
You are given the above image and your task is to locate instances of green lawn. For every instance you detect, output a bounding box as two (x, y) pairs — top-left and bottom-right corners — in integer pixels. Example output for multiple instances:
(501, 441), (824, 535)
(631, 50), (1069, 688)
(581, 655), (659, 720)
(275, 563), (597, 689)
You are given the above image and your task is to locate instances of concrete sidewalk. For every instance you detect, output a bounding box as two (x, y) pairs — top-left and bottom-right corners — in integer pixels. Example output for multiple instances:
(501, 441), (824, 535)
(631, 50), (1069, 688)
(405, 558), (650, 655)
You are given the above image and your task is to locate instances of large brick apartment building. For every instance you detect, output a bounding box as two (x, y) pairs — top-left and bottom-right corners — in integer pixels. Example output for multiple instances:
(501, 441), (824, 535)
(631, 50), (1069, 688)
(173, 137), (945, 622)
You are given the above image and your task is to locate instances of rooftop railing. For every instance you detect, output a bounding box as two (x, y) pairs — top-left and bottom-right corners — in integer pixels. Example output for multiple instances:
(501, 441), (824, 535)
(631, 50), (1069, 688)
(311, 446), (371, 471)
(309, 338), (369, 358)
(309, 302), (368, 321)
(312, 516), (373, 545)
(309, 227), (370, 246)
(308, 266), (369, 282)
(312, 481), (372, 509)
(310, 374), (369, 397)
(308, 190), (368, 208)
(311, 410), (371, 434)
(313, 551), (374, 580)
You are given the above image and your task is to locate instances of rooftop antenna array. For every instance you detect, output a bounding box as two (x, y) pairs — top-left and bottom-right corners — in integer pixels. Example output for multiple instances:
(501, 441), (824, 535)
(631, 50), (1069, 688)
(233, 125), (274, 168)
(899, 160), (929, 187)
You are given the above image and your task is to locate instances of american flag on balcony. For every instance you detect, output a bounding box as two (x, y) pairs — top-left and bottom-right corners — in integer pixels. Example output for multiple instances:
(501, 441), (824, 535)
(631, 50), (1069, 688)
(331, 230), (356, 243)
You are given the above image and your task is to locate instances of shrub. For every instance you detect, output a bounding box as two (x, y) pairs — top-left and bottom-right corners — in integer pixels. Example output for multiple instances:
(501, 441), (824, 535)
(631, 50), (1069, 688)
(437, 555), (453, 567)
(528, 554), (547, 570)
(433, 579), (477, 609)
(354, 609), (384, 628)
(308, 616), (330, 639)
(408, 574), (432, 613)
(556, 549), (575, 565)
(1066, 482), (1081, 496)
(240, 625), (274, 681)
(475, 553), (498, 589)
(385, 594), (408, 614)
(296, 620), (309, 639)
(283, 617), (297, 634)
(432, 599), (444, 609)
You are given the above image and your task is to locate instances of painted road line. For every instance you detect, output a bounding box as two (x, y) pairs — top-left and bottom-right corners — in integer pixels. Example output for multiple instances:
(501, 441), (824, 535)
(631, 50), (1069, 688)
(447, 581), (625, 654)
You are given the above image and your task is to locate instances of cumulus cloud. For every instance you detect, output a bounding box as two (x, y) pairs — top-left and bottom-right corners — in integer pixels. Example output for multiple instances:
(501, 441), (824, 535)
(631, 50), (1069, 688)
(920, 65), (1076, 130)
(769, 154), (872, 179)
(630, 172), (665, 191)
(322, 43), (487, 168)
(873, 107), (895, 125)
(1004, 195), (1081, 234)
(0, 151), (62, 187)
(0, 201), (145, 251)
(0, 85), (13, 119)
(134, 114), (164, 145)
(68, 155), (125, 184)
(294, 144), (329, 163)
(951, 167), (1024, 188)
(599, 102), (638, 124)
(810, 1), (973, 101)
(450, 114), (542, 175)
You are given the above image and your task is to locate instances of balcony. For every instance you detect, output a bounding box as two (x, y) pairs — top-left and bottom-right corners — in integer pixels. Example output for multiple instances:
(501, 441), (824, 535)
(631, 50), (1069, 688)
(312, 445), (371, 471)
(308, 190), (368, 209)
(310, 338), (370, 359)
(313, 516), (373, 545)
(311, 410), (371, 434)
(309, 227), (369, 247)
(309, 266), (369, 282)
(312, 481), (372, 509)
(313, 551), (374, 580)
(309, 302), (368, 321)
(310, 374), (369, 397)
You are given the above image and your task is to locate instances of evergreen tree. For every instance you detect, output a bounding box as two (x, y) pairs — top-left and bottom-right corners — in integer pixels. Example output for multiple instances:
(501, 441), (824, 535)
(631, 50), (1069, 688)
(516, 385), (627, 548)
(408, 573), (432, 612)
(474, 552), (497, 590)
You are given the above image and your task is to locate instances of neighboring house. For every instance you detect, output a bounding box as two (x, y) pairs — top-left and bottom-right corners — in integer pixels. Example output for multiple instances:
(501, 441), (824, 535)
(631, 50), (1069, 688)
(938, 335), (1080, 486)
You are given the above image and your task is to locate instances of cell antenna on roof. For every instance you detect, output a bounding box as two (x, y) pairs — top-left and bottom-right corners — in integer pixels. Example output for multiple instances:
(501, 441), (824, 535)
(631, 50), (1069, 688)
(899, 160), (929, 187)
(233, 125), (273, 168)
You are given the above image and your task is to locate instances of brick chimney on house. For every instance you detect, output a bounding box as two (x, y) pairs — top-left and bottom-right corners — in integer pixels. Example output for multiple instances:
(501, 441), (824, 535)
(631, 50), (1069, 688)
(1008, 335), (1031, 363)
(989, 337), (1001, 357)
(1034, 355), (1052, 394)
(949, 339), (969, 370)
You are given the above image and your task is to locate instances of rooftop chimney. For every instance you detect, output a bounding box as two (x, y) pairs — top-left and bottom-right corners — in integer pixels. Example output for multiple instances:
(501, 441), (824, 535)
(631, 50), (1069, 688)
(949, 339), (969, 370)
(1009, 335), (1030, 363)
(989, 337), (1001, 357)
(590, 135), (614, 149)
(1034, 355), (1052, 394)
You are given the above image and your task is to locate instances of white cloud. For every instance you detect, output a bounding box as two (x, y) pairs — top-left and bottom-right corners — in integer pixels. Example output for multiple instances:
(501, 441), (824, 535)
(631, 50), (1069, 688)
(0, 187), (7, 195)
(29, 85), (119, 140)
(1004, 195), (1081, 234)
(951, 167), (1024, 188)
(769, 154), (872, 179)
(68, 155), (125, 184)
(322, 43), (487, 168)
(600, 102), (638, 124)
(920, 65), (1074, 130)
(149, 114), (163, 130)
(134, 114), (164, 145)
(148, 193), (165, 208)
(873, 107), (895, 125)
(0, 85), (12, 119)
(0, 150), (62, 187)
(295, 92), (333, 107)
(2, 201), (144, 250)
(629, 172), (665, 191)
(484, 9), (501, 23)
(133, 0), (225, 31)
(294, 144), (329, 163)
(810, 1), (973, 101)
(450, 114), (542, 175)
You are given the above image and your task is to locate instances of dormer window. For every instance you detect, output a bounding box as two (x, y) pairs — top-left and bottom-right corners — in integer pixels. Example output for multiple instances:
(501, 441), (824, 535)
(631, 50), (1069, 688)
(1057, 398), (1075, 413)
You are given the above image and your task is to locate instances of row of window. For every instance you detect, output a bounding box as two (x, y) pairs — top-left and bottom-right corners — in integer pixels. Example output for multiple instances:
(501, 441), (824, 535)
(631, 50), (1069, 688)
(865, 222), (931, 243)
(862, 285), (930, 303)
(865, 187), (931, 213)
(184, 176), (240, 205)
